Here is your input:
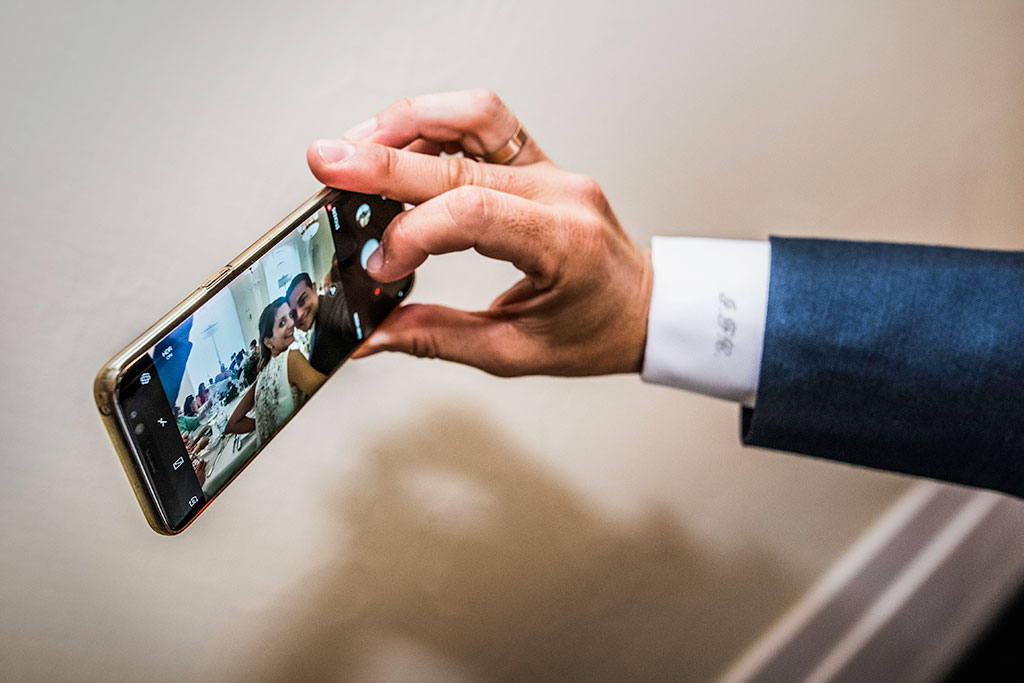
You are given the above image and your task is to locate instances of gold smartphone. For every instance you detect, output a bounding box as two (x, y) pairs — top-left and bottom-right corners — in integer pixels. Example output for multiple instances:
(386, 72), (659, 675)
(94, 187), (412, 535)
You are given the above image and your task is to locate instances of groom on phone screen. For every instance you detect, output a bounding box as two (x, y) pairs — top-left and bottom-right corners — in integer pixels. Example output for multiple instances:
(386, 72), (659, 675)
(286, 272), (357, 375)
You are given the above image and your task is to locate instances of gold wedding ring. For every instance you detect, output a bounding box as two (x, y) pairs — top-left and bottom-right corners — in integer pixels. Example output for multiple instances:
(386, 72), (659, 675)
(476, 125), (529, 164)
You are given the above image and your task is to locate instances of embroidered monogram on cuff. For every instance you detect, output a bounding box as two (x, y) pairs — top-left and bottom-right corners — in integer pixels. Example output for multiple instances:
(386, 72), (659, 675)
(641, 237), (771, 406)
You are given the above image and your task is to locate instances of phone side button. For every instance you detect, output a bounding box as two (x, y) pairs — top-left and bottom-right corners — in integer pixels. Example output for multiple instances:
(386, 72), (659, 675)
(201, 266), (232, 289)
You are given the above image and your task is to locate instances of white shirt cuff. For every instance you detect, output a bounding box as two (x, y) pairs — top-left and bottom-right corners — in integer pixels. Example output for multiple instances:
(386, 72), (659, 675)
(641, 237), (771, 406)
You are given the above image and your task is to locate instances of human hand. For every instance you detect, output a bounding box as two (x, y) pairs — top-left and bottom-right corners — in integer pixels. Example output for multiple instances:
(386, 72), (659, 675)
(307, 89), (652, 377)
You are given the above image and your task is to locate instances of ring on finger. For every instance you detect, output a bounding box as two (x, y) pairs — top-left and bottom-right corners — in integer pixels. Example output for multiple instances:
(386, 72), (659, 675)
(475, 125), (529, 165)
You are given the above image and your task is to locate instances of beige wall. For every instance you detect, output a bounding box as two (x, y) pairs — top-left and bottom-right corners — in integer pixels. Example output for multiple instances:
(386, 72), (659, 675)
(0, 1), (1020, 680)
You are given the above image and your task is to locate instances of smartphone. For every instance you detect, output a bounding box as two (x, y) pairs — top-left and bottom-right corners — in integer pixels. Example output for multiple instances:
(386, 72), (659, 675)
(94, 187), (412, 535)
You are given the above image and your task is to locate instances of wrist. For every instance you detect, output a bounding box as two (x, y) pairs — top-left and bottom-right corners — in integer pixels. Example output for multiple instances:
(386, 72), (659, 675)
(630, 247), (654, 373)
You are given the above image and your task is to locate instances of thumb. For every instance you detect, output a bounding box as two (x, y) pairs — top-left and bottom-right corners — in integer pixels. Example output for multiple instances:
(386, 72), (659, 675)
(352, 304), (520, 376)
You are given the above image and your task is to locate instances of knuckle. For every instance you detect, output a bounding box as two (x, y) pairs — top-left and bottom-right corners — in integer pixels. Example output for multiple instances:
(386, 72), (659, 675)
(467, 88), (505, 118)
(390, 96), (416, 117)
(408, 333), (439, 360)
(393, 308), (440, 360)
(564, 173), (605, 205)
(375, 96), (416, 130)
(446, 184), (493, 224)
(378, 144), (401, 182)
(443, 157), (481, 188)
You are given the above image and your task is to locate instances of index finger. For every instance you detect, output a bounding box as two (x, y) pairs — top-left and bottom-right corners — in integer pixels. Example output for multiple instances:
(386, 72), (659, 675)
(307, 139), (546, 205)
(370, 186), (560, 290)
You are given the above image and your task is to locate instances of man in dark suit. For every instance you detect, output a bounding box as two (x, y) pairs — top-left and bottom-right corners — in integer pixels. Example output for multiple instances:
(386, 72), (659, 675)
(286, 272), (358, 375)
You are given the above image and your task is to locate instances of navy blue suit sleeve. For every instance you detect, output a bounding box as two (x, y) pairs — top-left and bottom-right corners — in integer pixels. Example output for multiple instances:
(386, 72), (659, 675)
(741, 237), (1024, 497)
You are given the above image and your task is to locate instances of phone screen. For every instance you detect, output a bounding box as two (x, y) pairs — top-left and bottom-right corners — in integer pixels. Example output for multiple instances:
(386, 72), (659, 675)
(116, 189), (411, 531)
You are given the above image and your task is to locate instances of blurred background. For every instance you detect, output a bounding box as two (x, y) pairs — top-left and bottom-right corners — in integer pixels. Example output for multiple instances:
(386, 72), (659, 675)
(1, 1), (1021, 680)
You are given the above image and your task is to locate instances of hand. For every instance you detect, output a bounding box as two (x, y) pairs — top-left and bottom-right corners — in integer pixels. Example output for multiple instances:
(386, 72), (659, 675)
(307, 89), (653, 377)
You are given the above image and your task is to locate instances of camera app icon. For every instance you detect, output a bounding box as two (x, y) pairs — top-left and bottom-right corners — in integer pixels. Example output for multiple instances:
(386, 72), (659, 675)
(356, 203), (371, 228)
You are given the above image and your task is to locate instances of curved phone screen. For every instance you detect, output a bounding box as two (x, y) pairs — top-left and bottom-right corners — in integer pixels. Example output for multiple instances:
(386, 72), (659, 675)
(118, 190), (411, 530)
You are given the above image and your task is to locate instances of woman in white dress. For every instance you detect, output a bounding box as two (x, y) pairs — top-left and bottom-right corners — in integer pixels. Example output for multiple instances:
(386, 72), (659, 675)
(225, 297), (327, 444)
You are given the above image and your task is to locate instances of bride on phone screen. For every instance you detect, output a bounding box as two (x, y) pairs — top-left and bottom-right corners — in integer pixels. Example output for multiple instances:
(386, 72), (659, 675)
(225, 297), (326, 444)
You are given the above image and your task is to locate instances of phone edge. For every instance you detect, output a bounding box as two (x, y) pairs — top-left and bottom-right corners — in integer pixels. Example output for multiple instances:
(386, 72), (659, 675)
(93, 186), (337, 535)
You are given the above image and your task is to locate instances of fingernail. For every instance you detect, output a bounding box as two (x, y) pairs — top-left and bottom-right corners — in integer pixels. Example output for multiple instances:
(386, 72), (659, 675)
(353, 331), (390, 358)
(344, 116), (377, 140)
(366, 246), (384, 273)
(316, 139), (355, 164)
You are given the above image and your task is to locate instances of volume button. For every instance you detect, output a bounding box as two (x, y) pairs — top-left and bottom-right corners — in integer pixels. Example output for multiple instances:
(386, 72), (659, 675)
(201, 266), (232, 289)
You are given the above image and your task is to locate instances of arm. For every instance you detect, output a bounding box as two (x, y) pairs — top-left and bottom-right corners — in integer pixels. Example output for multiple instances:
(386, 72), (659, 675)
(642, 235), (1024, 496)
(224, 384), (255, 435)
(287, 349), (327, 396)
(305, 89), (1024, 497)
(741, 237), (1024, 496)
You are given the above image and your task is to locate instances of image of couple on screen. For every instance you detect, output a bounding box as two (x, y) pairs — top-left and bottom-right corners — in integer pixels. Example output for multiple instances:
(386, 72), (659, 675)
(224, 270), (357, 444)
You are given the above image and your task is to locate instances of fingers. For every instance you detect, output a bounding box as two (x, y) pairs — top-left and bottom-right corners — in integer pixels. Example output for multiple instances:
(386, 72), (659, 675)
(307, 139), (542, 205)
(344, 89), (550, 166)
(368, 187), (560, 288)
(352, 304), (525, 377)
